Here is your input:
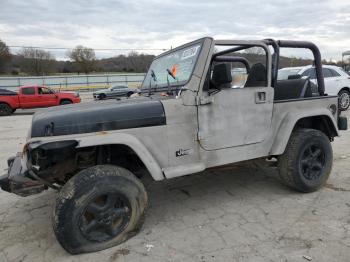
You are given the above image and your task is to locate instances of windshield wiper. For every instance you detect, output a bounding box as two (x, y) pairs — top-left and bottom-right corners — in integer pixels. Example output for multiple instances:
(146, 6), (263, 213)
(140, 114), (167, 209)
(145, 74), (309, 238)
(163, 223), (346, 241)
(148, 69), (157, 96)
(166, 68), (178, 95)
(166, 68), (176, 80)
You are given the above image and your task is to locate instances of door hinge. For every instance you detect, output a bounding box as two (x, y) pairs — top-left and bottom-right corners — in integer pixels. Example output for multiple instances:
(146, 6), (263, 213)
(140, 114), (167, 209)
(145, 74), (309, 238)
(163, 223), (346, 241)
(198, 96), (214, 105)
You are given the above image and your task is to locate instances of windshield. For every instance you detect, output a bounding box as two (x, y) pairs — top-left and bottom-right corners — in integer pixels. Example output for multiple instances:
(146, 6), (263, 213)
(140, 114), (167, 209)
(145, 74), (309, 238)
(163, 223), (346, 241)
(142, 41), (202, 89)
(277, 68), (302, 80)
(340, 67), (350, 76)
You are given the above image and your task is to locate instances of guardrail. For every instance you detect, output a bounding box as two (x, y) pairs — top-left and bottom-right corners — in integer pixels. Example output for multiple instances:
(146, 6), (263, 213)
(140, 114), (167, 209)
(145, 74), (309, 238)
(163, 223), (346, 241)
(0, 73), (146, 91)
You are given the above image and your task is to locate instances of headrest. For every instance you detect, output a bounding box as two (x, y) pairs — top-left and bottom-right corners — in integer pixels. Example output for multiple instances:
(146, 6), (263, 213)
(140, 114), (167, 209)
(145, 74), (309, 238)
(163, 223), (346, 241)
(245, 63), (267, 87)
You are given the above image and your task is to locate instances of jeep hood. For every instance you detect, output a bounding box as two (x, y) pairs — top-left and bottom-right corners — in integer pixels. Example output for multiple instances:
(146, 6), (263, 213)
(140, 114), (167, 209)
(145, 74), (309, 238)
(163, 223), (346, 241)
(30, 99), (166, 138)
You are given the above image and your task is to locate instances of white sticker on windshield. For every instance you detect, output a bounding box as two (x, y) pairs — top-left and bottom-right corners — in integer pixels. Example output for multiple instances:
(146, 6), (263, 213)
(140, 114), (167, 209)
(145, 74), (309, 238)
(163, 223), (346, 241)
(181, 45), (200, 60)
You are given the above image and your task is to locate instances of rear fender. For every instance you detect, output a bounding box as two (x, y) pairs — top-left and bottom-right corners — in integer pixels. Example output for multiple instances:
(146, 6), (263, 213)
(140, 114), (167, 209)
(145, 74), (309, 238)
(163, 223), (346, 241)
(269, 109), (338, 155)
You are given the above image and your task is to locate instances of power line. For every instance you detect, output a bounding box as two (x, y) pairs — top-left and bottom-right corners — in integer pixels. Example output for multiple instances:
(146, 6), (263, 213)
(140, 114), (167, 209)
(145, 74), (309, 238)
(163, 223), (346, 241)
(8, 45), (168, 51)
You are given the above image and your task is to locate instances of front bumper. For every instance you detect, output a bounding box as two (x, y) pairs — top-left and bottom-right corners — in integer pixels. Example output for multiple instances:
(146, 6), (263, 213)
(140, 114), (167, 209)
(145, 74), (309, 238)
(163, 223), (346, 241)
(0, 153), (46, 197)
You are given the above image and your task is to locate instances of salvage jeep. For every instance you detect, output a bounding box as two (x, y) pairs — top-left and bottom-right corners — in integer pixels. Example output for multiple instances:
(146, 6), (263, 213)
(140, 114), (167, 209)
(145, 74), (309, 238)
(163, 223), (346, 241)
(0, 37), (347, 254)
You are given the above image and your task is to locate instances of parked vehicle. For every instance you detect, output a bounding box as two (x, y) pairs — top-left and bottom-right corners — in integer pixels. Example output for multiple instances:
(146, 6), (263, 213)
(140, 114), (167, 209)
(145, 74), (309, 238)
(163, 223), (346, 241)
(0, 85), (81, 116)
(93, 85), (135, 100)
(0, 37), (347, 254)
(342, 50), (350, 74)
(278, 65), (350, 110)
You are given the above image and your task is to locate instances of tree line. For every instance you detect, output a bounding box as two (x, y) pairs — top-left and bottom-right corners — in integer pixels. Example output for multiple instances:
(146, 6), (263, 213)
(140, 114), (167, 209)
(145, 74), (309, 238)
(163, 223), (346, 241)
(0, 38), (347, 76)
(0, 39), (155, 76)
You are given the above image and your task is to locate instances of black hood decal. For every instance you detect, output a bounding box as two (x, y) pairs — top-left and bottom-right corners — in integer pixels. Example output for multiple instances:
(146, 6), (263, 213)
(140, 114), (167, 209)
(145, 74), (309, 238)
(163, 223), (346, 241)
(31, 99), (166, 137)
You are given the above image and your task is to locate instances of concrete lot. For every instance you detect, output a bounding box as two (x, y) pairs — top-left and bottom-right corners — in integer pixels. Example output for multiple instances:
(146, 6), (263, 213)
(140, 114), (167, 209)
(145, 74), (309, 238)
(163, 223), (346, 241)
(0, 102), (349, 261)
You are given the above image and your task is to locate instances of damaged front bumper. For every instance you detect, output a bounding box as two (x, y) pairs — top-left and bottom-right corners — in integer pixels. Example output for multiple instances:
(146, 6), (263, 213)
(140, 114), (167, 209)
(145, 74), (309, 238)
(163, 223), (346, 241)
(0, 152), (46, 197)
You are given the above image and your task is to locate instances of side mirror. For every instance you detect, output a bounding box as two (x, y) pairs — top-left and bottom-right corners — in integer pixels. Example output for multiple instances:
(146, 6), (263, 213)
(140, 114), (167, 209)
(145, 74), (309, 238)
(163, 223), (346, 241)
(212, 63), (232, 87)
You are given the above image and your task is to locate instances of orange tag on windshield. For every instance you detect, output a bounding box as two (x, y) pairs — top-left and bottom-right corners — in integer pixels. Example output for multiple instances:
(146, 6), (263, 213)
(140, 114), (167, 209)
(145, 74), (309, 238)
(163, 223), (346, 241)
(171, 64), (178, 77)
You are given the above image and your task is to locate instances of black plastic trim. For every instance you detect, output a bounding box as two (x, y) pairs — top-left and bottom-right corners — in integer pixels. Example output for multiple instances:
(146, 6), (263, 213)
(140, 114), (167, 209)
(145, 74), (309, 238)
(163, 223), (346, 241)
(338, 116), (348, 130)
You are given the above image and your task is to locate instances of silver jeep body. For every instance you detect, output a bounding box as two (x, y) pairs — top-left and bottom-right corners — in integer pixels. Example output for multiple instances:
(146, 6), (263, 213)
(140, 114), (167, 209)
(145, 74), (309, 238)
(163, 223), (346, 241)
(0, 37), (343, 195)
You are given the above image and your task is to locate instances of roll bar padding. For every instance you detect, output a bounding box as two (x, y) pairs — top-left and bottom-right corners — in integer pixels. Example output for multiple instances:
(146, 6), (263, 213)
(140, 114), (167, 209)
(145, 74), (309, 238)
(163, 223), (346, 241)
(277, 40), (325, 96)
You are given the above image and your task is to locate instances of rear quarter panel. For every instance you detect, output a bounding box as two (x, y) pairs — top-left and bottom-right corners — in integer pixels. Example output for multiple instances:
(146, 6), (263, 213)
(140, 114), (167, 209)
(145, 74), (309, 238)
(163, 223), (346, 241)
(269, 96), (339, 155)
(0, 95), (19, 109)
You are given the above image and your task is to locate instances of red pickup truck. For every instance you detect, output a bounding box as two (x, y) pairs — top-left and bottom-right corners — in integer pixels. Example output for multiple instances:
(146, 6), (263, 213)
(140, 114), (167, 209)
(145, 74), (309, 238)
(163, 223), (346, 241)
(0, 85), (81, 116)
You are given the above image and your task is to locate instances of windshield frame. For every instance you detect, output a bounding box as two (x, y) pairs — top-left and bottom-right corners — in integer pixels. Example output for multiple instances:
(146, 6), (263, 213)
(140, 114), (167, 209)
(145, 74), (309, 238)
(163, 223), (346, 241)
(141, 38), (206, 90)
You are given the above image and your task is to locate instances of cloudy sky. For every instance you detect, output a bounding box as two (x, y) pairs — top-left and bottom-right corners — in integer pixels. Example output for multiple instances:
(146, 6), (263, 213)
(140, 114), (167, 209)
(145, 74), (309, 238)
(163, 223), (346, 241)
(1, 0), (349, 60)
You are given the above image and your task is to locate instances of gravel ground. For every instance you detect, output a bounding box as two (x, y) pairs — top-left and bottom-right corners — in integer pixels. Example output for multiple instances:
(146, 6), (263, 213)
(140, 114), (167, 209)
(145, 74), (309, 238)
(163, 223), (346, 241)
(0, 102), (349, 262)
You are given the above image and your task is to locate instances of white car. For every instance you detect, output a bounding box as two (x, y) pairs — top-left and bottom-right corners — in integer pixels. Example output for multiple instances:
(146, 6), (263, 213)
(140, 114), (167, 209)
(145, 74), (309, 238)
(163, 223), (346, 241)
(278, 65), (350, 110)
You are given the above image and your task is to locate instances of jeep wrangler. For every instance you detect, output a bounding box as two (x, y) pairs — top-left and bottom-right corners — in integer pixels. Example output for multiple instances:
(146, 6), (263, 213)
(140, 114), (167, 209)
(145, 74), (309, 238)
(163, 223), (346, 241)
(0, 37), (347, 254)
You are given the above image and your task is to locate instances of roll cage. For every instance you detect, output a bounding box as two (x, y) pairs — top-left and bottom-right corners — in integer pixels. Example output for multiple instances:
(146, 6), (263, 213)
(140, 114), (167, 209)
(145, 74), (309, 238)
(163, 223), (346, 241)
(140, 37), (326, 98)
(212, 39), (326, 96)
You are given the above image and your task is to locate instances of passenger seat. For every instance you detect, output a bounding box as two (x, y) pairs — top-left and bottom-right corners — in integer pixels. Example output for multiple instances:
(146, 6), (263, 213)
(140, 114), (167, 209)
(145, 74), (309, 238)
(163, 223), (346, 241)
(274, 77), (314, 100)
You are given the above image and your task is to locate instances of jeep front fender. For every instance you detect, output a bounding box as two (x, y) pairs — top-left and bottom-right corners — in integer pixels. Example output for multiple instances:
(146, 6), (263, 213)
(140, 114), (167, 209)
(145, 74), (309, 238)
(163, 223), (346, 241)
(76, 133), (165, 181)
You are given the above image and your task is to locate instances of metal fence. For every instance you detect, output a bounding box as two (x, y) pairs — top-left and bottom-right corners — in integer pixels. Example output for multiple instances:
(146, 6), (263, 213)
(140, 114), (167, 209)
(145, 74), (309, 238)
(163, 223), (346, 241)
(0, 73), (146, 91)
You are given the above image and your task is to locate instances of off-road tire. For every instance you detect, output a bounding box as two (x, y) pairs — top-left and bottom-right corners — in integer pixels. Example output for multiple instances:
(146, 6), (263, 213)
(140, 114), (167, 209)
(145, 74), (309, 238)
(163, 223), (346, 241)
(52, 165), (148, 254)
(278, 128), (332, 193)
(0, 103), (12, 116)
(60, 99), (72, 105)
(338, 89), (350, 111)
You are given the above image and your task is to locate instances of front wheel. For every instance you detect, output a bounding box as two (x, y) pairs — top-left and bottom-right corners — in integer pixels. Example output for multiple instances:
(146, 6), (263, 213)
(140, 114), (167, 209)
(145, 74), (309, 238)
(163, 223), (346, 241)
(53, 165), (148, 254)
(60, 100), (72, 105)
(0, 103), (13, 116)
(278, 128), (332, 193)
(338, 89), (350, 111)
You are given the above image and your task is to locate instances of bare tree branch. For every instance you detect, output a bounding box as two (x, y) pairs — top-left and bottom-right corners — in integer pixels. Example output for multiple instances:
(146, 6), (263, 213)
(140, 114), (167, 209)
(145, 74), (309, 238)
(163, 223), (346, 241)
(67, 45), (96, 74)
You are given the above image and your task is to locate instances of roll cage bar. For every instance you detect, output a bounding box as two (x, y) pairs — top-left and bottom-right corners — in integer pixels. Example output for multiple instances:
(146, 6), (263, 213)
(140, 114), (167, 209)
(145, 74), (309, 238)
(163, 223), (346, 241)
(212, 39), (326, 96)
(213, 56), (251, 72)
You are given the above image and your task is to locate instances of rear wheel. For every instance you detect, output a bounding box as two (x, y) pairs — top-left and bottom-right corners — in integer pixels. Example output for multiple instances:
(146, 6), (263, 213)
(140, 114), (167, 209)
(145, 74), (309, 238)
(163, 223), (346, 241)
(278, 128), (332, 193)
(53, 165), (148, 254)
(0, 103), (12, 116)
(338, 89), (350, 111)
(60, 99), (72, 105)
